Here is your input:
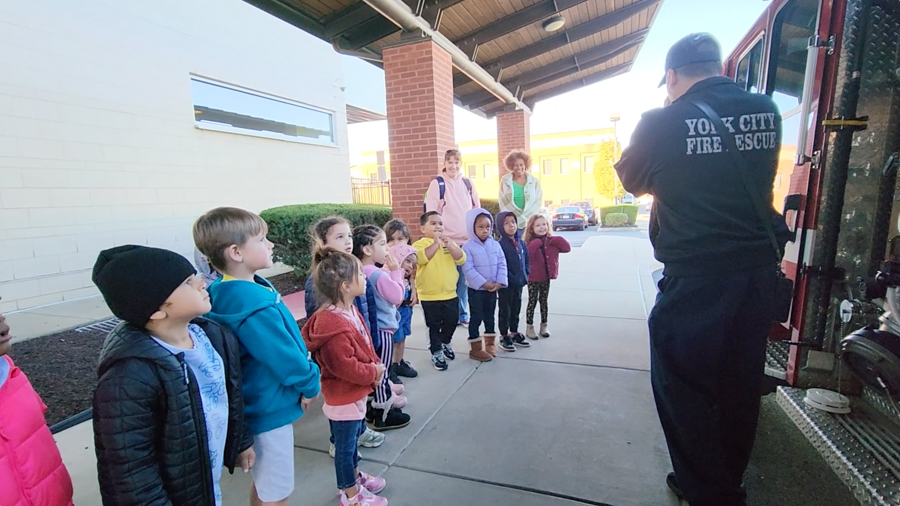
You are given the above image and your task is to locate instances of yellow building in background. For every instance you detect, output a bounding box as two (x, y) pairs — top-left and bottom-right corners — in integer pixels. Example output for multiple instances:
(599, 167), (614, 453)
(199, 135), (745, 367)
(352, 128), (617, 207)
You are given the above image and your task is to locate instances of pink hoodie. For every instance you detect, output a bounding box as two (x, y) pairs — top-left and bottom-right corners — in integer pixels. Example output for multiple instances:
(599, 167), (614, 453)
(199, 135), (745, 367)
(424, 171), (480, 245)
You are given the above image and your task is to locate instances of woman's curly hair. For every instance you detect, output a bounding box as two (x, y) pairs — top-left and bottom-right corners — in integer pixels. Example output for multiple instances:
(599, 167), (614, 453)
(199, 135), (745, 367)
(503, 149), (532, 172)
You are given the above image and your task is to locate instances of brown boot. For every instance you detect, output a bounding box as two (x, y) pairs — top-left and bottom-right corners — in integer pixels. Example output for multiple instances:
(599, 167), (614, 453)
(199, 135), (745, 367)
(483, 334), (498, 357)
(468, 338), (493, 362)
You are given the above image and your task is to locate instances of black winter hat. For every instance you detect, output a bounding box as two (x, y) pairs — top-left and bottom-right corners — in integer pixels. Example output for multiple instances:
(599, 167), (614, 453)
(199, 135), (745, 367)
(92, 245), (197, 327)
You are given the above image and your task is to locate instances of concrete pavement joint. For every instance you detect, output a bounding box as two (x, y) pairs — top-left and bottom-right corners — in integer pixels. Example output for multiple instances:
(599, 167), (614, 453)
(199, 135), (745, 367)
(493, 354), (651, 373)
(386, 463), (620, 506)
(637, 272), (650, 318)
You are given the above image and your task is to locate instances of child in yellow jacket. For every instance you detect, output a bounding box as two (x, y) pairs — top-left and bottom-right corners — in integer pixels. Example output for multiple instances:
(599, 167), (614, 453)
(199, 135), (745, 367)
(413, 211), (466, 371)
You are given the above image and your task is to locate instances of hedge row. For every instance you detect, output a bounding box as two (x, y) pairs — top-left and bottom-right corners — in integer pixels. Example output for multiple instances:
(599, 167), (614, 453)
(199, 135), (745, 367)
(598, 205), (639, 226)
(260, 204), (392, 275)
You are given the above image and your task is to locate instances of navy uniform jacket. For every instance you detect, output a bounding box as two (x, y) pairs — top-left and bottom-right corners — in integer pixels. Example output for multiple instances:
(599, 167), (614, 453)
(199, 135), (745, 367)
(615, 76), (783, 277)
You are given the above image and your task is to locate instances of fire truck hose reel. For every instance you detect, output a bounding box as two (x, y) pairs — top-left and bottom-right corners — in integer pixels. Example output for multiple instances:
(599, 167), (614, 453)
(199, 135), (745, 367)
(841, 328), (900, 400)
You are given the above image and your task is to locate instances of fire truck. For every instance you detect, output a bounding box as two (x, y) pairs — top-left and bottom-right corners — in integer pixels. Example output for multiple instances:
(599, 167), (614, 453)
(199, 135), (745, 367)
(722, 0), (900, 502)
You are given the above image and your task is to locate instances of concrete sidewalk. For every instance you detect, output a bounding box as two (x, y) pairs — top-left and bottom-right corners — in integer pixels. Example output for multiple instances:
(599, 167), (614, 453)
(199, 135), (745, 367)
(56, 233), (674, 506)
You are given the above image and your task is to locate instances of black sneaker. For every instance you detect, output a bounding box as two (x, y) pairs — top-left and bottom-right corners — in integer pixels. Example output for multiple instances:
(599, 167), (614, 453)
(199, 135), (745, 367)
(388, 364), (403, 385)
(512, 333), (531, 348)
(365, 399), (376, 424)
(442, 343), (456, 360)
(371, 407), (411, 431)
(395, 359), (418, 378)
(431, 353), (448, 371)
(499, 336), (516, 352)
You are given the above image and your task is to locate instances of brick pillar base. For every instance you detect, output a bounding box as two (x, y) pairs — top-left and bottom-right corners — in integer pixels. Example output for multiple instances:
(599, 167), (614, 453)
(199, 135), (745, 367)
(497, 110), (531, 178)
(384, 38), (455, 232)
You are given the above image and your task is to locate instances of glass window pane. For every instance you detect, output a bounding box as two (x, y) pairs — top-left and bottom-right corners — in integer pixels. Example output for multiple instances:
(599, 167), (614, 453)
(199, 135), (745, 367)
(584, 156), (595, 173)
(735, 39), (764, 93)
(767, 0), (818, 109)
(560, 158), (570, 175)
(483, 164), (489, 179)
(542, 159), (553, 175)
(468, 164), (477, 178)
(190, 77), (334, 144)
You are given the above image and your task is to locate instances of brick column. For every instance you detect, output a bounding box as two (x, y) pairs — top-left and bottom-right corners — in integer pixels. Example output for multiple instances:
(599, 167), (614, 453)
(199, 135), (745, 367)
(384, 38), (455, 231)
(496, 109), (531, 178)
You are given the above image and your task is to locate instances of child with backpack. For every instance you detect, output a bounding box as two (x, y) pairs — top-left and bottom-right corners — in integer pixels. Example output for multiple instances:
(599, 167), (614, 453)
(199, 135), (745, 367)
(424, 149), (480, 327)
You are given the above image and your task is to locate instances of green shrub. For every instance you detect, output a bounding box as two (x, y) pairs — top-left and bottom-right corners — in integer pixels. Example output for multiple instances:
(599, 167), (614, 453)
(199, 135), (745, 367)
(603, 212), (629, 227)
(481, 198), (501, 217)
(598, 205), (639, 225)
(261, 203), (392, 275)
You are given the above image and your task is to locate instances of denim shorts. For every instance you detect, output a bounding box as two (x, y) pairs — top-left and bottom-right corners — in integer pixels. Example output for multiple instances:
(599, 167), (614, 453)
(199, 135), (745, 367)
(394, 305), (413, 343)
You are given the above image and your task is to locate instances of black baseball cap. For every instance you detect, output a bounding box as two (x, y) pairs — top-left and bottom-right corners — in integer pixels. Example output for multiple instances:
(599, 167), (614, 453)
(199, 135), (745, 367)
(658, 32), (722, 87)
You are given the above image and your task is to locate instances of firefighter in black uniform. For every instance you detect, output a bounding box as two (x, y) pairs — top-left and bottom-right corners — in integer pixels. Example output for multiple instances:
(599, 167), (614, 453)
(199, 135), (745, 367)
(615, 33), (782, 506)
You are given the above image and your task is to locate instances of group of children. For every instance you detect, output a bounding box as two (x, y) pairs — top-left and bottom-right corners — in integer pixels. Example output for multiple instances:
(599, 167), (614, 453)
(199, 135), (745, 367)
(1, 203), (569, 506)
(420, 208), (571, 368)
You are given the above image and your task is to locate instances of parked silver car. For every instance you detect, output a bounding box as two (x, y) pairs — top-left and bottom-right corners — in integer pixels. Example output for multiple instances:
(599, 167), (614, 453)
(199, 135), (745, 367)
(551, 206), (588, 231)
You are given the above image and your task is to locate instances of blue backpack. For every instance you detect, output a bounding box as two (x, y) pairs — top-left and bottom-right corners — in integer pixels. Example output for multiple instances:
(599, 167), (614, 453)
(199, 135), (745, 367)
(423, 176), (474, 213)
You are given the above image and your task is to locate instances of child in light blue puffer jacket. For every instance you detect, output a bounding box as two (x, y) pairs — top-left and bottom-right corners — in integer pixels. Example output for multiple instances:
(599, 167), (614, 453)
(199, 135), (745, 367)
(462, 208), (508, 361)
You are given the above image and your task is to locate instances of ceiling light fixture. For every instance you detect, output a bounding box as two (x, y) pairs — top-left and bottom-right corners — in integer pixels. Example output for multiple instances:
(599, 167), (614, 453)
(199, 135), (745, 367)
(542, 16), (565, 32)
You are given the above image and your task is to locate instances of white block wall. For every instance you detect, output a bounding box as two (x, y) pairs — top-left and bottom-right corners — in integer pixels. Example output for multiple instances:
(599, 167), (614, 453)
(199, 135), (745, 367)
(0, 0), (353, 312)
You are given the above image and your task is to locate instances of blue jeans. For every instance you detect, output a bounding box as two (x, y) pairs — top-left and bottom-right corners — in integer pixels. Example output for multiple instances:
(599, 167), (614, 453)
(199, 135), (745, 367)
(456, 265), (469, 322)
(330, 419), (365, 489)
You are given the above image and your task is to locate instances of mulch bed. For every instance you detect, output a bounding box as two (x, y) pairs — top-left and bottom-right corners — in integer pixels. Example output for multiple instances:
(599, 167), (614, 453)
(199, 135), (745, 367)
(11, 273), (309, 429)
(9, 326), (107, 427)
(267, 272), (306, 296)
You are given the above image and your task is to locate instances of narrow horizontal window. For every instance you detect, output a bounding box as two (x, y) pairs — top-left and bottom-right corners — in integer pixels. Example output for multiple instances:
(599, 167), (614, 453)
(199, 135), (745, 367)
(190, 77), (334, 145)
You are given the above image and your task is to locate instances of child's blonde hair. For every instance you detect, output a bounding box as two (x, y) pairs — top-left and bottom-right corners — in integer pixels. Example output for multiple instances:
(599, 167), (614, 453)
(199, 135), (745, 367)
(524, 215), (551, 243)
(193, 207), (267, 271)
(311, 244), (361, 305)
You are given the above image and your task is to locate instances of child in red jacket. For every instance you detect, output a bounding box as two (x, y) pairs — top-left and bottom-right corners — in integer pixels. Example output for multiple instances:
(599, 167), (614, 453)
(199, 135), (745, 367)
(301, 246), (389, 506)
(524, 215), (571, 339)
(0, 297), (74, 506)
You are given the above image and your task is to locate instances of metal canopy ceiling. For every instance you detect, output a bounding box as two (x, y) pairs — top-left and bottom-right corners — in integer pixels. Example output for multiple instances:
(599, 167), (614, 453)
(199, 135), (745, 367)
(244, 0), (663, 118)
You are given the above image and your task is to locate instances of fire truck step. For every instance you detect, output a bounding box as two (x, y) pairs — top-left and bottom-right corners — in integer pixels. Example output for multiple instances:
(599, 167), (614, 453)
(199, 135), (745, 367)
(764, 341), (789, 380)
(777, 386), (900, 505)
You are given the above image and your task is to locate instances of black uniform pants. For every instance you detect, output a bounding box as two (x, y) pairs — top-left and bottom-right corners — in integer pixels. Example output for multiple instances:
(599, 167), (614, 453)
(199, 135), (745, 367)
(498, 285), (523, 335)
(649, 266), (774, 506)
(421, 298), (459, 354)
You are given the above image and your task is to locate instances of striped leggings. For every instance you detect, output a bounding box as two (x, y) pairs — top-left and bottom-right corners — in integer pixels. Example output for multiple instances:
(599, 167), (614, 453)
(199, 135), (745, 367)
(526, 281), (551, 325)
(373, 330), (394, 405)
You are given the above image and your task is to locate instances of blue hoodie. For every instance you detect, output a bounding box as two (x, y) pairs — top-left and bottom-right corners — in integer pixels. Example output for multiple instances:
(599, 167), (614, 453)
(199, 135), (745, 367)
(207, 276), (321, 435)
(496, 211), (530, 288)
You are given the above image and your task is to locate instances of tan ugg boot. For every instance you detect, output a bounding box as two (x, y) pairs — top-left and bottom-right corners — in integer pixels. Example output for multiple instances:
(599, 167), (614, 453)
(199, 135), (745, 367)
(540, 323), (550, 338)
(483, 334), (498, 357)
(468, 338), (493, 362)
(525, 324), (538, 340)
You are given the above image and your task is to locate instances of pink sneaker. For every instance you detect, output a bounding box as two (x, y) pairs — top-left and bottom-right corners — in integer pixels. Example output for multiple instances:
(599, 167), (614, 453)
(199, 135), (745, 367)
(357, 471), (386, 493)
(389, 381), (404, 395)
(340, 488), (388, 506)
(391, 395), (407, 409)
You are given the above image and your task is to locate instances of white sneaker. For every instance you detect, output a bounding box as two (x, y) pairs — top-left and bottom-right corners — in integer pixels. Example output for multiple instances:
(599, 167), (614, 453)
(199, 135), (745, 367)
(328, 443), (363, 459)
(358, 427), (385, 448)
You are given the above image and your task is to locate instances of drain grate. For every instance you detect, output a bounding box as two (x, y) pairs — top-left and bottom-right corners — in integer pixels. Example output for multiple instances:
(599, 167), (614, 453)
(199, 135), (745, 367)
(75, 318), (121, 334)
(778, 386), (900, 505)
(765, 340), (789, 380)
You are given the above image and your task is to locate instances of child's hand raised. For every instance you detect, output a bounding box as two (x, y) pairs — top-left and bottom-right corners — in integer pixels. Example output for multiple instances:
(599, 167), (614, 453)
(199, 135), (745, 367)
(385, 254), (399, 272)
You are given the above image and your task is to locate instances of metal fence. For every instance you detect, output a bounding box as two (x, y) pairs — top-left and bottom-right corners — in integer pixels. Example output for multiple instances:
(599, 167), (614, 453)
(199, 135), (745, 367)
(351, 178), (392, 206)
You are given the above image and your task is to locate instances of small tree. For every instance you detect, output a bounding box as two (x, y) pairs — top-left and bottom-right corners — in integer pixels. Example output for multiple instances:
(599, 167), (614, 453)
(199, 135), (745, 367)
(593, 139), (625, 201)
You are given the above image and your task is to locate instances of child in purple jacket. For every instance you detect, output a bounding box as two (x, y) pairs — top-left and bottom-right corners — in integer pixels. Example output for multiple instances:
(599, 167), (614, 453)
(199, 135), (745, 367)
(462, 208), (508, 362)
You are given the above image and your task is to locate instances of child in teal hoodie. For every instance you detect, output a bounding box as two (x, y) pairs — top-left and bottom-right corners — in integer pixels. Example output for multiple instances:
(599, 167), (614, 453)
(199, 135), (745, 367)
(194, 207), (321, 506)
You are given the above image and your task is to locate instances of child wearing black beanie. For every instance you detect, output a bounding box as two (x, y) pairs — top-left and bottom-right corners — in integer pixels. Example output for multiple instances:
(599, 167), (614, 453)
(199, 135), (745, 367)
(91, 244), (255, 506)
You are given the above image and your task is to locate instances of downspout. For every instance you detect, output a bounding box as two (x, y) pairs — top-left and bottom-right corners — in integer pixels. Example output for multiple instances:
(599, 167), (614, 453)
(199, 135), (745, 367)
(361, 0), (532, 115)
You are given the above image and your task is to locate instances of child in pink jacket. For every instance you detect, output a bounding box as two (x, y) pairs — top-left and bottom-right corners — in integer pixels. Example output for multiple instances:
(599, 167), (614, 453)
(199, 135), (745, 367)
(0, 298), (75, 506)
(523, 215), (571, 339)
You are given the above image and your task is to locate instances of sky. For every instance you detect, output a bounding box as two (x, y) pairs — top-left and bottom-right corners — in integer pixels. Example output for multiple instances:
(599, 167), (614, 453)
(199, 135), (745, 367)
(343, 0), (771, 163)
